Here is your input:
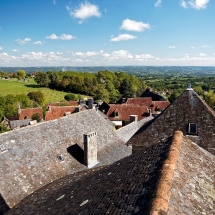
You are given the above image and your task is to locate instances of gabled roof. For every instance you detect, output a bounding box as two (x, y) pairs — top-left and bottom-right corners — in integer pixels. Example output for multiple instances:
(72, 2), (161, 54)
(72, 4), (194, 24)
(0, 109), (130, 208)
(140, 88), (166, 101)
(128, 89), (215, 155)
(18, 107), (43, 120)
(9, 119), (31, 130)
(126, 97), (153, 106)
(8, 131), (214, 214)
(45, 106), (78, 121)
(106, 104), (149, 121)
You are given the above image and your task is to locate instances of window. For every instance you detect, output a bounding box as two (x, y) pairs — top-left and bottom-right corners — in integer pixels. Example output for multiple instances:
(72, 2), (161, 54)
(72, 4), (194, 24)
(114, 111), (119, 117)
(188, 123), (197, 135)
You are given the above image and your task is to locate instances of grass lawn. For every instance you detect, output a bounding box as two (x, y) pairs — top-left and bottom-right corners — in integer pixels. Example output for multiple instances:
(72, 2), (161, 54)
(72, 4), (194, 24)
(0, 78), (69, 104)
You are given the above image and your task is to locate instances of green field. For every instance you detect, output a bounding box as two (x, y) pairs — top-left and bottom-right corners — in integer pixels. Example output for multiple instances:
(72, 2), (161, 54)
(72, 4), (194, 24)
(0, 78), (69, 104)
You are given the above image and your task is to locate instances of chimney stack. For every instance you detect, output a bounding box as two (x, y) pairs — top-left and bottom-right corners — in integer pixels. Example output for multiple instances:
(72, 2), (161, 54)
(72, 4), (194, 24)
(83, 131), (99, 168)
(88, 97), (94, 109)
(130, 115), (138, 123)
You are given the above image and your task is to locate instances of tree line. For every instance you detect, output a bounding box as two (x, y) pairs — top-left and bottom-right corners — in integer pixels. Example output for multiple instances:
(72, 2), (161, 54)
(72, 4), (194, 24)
(34, 70), (147, 103)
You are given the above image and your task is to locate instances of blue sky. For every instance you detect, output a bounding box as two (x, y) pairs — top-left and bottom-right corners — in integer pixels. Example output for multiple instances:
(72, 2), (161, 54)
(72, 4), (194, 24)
(0, 0), (214, 67)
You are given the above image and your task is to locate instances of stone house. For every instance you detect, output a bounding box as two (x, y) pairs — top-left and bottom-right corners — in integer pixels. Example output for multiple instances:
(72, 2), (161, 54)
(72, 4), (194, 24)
(128, 87), (215, 155)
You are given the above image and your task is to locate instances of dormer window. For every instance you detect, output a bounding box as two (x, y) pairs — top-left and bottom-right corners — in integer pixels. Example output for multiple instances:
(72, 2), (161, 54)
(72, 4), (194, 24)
(188, 123), (197, 135)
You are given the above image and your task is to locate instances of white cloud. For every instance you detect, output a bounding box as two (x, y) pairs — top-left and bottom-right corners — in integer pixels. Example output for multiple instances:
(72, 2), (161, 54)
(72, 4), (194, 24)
(34, 41), (44, 45)
(12, 49), (19, 52)
(168, 46), (176, 49)
(120, 19), (151, 32)
(46, 34), (75, 40)
(181, 0), (210, 9)
(67, 2), (101, 22)
(199, 53), (207, 56)
(0, 46), (3, 51)
(135, 54), (155, 61)
(154, 0), (162, 7)
(110, 34), (137, 42)
(16, 38), (31, 45)
(201, 45), (211, 48)
(104, 50), (134, 60)
(74, 51), (99, 57)
(180, 0), (188, 8)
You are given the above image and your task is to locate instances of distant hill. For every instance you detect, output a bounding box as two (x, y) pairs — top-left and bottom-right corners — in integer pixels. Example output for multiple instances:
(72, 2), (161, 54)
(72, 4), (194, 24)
(1, 66), (215, 76)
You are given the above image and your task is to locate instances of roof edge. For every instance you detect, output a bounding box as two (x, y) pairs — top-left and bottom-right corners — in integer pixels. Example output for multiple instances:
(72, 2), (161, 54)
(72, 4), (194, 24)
(150, 130), (183, 215)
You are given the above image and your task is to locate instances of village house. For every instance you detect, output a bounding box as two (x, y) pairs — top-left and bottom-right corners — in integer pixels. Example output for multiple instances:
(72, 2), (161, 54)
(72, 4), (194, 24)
(99, 97), (169, 128)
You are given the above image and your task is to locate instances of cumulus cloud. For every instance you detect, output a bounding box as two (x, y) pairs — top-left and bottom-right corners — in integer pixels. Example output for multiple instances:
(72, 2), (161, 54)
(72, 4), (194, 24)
(74, 51), (101, 57)
(34, 41), (44, 45)
(46, 34), (75, 40)
(67, 2), (101, 22)
(0, 46), (3, 51)
(16, 38), (31, 45)
(120, 19), (151, 32)
(154, 0), (162, 7)
(180, 0), (188, 8)
(180, 0), (210, 9)
(12, 49), (19, 52)
(199, 53), (207, 56)
(110, 34), (137, 42)
(168, 46), (176, 49)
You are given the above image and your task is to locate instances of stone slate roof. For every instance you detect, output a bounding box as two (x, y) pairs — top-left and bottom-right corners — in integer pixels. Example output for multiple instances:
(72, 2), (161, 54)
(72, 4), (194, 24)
(116, 116), (154, 143)
(140, 88), (166, 101)
(9, 119), (31, 130)
(18, 107), (43, 120)
(167, 137), (215, 214)
(7, 131), (214, 215)
(0, 109), (131, 208)
(7, 133), (174, 215)
(128, 88), (215, 155)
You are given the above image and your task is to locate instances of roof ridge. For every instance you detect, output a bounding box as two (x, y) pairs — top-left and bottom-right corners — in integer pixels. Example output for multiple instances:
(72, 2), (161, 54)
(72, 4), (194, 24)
(150, 130), (183, 215)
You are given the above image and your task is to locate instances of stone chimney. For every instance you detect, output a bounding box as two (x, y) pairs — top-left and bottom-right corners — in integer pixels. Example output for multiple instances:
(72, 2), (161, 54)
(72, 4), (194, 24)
(148, 108), (152, 116)
(88, 97), (94, 109)
(130, 115), (138, 123)
(83, 131), (99, 168)
(186, 84), (193, 91)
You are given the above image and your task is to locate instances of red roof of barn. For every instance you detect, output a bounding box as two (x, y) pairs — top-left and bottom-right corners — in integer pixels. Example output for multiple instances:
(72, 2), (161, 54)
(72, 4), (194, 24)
(18, 108), (43, 120)
(45, 106), (78, 121)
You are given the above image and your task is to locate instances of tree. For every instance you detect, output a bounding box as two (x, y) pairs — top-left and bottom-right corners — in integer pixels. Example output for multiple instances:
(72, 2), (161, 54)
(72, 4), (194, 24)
(34, 72), (50, 87)
(27, 91), (45, 106)
(31, 113), (41, 122)
(119, 79), (135, 98)
(17, 70), (26, 80)
(64, 93), (78, 101)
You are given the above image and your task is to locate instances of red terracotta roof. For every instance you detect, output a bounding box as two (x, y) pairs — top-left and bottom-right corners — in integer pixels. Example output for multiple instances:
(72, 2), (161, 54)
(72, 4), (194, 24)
(106, 104), (149, 121)
(18, 108), (43, 120)
(126, 97), (152, 106)
(45, 106), (77, 121)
